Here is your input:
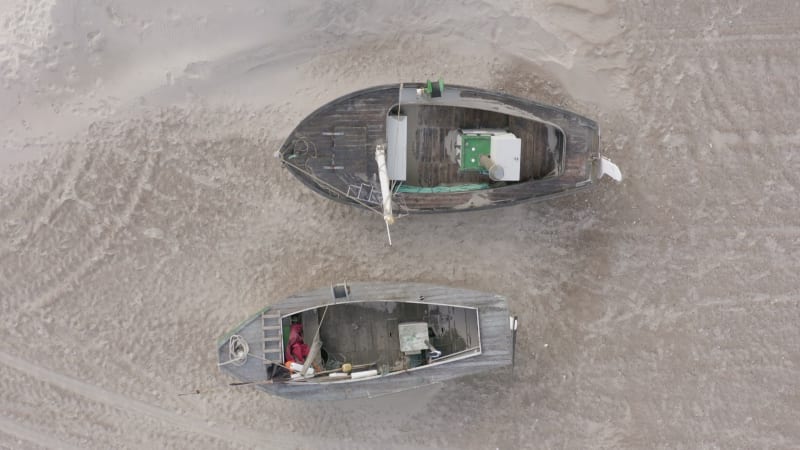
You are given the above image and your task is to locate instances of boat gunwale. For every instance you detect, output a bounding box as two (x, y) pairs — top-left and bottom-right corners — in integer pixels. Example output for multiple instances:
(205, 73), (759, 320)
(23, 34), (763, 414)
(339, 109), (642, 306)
(278, 298), (480, 318)
(217, 285), (493, 347)
(279, 82), (598, 139)
(282, 346), (483, 386)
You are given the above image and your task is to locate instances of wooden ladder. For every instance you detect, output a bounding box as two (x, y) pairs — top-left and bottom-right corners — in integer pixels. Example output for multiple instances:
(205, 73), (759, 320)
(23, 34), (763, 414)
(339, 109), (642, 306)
(261, 310), (283, 365)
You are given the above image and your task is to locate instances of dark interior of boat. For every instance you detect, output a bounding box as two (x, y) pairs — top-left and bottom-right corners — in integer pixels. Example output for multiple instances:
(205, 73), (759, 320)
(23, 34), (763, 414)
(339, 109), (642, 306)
(275, 301), (480, 382)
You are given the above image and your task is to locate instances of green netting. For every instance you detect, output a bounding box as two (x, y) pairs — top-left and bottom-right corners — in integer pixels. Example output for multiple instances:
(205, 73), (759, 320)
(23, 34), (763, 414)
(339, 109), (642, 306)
(396, 183), (489, 193)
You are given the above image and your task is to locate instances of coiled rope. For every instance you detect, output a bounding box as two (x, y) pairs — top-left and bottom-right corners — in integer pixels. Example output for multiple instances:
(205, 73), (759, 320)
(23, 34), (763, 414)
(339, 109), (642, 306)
(218, 335), (249, 367)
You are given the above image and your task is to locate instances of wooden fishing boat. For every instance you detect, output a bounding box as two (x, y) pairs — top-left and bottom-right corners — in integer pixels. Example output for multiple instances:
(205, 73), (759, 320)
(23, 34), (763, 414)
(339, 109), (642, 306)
(217, 282), (517, 400)
(277, 81), (621, 240)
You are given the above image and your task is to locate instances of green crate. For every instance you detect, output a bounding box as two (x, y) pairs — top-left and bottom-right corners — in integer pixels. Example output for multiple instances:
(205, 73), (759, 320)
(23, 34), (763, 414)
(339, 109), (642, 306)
(460, 135), (491, 171)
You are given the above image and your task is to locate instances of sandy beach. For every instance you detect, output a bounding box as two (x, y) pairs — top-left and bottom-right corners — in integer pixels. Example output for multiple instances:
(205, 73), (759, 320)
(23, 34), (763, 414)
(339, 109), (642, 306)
(1, 0), (799, 448)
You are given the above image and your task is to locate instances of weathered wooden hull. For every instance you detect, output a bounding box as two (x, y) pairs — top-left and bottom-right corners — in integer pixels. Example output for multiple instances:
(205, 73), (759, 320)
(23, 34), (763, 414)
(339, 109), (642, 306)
(217, 282), (513, 401)
(278, 83), (602, 213)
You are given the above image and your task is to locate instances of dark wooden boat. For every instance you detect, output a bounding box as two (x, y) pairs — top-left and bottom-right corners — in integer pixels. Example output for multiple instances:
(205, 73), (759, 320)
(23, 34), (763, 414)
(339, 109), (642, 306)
(277, 81), (621, 226)
(217, 282), (516, 400)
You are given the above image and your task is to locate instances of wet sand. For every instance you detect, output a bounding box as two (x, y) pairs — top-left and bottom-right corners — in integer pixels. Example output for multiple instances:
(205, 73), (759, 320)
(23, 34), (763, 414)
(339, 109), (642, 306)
(1, 1), (799, 448)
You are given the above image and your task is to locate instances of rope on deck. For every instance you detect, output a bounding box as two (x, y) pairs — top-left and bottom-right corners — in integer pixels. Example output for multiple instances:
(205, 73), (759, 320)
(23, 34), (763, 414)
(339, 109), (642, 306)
(218, 335), (250, 367)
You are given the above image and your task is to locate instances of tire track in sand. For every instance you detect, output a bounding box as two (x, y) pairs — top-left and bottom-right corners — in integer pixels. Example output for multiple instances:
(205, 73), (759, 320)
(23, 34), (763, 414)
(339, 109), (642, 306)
(16, 133), (157, 313)
(0, 415), (81, 450)
(0, 143), (93, 304)
(0, 350), (303, 448)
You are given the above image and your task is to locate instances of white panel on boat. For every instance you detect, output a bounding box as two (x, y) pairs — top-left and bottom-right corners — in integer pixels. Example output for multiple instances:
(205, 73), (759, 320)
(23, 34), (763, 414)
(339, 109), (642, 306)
(489, 133), (522, 181)
(398, 322), (429, 353)
(386, 115), (407, 181)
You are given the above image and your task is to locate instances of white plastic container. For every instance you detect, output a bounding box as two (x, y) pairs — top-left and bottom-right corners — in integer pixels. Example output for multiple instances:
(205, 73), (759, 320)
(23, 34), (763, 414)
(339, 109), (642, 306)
(349, 369), (378, 380)
(290, 362), (314, 376)
(386, 115), (407, 180)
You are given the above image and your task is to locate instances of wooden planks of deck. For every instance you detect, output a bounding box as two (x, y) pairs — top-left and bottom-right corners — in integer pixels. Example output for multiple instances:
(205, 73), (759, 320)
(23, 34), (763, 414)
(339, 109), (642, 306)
(411, 105), (555, 186)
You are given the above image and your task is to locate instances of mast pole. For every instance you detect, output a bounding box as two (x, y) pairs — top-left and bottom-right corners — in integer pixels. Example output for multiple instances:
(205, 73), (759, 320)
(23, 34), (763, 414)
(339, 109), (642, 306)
(375, 143), (395, 245)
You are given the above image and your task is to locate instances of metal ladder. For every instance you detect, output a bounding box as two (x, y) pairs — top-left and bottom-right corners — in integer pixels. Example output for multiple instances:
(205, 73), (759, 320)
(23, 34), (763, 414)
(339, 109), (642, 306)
(261, 310), (283, 365)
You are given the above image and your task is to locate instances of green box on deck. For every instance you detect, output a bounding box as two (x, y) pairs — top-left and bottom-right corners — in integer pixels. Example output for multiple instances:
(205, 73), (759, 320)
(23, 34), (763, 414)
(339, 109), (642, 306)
(460, 135), (491, 171)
